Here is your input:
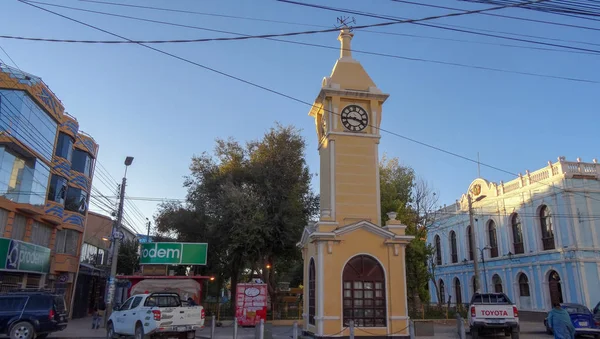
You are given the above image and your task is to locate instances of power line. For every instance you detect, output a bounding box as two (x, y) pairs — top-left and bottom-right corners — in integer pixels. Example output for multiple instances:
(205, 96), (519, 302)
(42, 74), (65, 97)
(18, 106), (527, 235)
(392, 0), (600, 32)
(9, 3), (598, 83)
(278, 0), (600, 54)
(18, 0), (600, 209)
(69, 0), (600, 47)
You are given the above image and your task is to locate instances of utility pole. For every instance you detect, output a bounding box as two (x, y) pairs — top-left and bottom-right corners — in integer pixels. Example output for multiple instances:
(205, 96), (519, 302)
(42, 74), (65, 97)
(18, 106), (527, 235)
(146, 218), (151, 242)
(104, 156), (133, 323)
(468, 194), (481, 293)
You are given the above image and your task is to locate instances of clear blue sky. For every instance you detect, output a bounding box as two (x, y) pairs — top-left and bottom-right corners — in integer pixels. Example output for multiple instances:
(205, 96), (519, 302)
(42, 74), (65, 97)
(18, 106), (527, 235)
(1, 0), (598, 234)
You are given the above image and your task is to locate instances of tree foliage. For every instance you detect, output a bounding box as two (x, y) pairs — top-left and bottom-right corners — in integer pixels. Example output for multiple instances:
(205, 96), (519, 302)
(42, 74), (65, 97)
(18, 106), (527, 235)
(154, 124), (318, 309)
(117, 239), (140, 275)
(379, 156), (438, 309)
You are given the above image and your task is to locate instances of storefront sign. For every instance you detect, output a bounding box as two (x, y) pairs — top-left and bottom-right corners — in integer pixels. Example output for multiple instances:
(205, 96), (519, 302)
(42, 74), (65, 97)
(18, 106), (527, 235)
(235, 283), (268, 326)
(139, 242), (207, 265)
(0, 238), (51, 273)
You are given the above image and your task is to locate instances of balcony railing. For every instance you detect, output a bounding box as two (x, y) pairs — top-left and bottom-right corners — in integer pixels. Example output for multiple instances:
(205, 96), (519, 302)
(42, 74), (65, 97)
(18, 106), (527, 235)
(513, 242), (524, 254)
(542, 237), (556, 250)
(489, 247), (499, 258)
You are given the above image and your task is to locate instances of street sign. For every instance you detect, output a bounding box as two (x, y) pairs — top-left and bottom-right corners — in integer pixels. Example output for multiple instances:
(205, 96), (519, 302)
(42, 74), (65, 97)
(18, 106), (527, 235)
(0, 237), (51, 273)
(139, 242), (208, 265)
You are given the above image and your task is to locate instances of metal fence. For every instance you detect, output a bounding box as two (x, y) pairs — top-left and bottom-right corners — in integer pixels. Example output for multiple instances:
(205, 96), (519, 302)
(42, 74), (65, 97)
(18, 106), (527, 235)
(201, 301), (303, 321)
(408, 303), (468, 320)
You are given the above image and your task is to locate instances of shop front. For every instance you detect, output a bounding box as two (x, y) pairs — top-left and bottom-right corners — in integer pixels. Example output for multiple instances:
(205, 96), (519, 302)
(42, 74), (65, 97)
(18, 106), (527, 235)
(0, 237), (51, 291)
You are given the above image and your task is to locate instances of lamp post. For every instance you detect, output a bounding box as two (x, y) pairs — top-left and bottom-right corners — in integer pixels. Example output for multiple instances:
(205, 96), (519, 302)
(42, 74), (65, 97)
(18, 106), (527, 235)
(105, 156), (134, 320)
(478, 246), (491, 293)
(468, 193), (486, 293)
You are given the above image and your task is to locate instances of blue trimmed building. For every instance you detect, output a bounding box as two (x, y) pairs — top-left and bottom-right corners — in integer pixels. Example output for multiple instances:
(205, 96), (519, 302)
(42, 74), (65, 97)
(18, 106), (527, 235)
(427, 157), (600, 314)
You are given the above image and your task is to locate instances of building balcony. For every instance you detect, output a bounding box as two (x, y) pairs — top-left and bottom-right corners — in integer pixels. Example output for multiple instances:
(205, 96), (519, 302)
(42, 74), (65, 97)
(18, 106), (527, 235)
(62, 210), (85, 229)
(52, 253), (79, 273)
(58, 113), (79, 139)
(42, 200), (64, 225)
(513, 242), (525, 255)
(51, 155), (71, 178)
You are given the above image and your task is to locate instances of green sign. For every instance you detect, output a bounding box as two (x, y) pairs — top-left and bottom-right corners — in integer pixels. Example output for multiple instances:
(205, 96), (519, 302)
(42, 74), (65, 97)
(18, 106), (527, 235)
(139, 242), (208, 265)
(0, 237), (51, 273)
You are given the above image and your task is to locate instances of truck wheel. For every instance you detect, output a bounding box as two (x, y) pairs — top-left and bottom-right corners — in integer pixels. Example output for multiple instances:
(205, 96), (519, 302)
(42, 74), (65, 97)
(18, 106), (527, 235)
(510, 331), (519, 339)
(134, 323), (145, 339)
(10, 321), (34, 339)
(471, 328), (479, 339)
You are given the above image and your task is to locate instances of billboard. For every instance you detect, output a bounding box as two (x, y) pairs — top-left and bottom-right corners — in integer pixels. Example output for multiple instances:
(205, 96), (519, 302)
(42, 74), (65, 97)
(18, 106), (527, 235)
(0, 237), (51, 273)
(139, 242), (207, 265)
(235, 283), (268, 326)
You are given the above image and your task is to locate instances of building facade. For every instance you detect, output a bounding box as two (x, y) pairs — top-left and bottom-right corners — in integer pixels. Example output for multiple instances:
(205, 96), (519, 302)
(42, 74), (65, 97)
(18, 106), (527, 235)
(72, 211), (138, 318)
(427, 157), (600, 313)
(0, 63), (98, 310)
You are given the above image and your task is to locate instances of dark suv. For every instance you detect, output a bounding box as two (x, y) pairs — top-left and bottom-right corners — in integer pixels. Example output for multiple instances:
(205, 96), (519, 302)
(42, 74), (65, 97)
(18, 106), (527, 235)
(0, 291), (68, 339)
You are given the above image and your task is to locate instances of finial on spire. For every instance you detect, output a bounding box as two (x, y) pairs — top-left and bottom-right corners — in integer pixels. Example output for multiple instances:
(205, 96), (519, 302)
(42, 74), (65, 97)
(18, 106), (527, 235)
(336, 17), (356, 59)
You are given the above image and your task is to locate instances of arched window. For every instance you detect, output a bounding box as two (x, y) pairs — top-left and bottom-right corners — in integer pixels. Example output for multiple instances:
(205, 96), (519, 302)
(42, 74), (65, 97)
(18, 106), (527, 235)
(454, 277), (462, 305)
(450, 231), (458, 263)
(511, 214), (524, 254)
(488, 220), (499, 258)
(518, 273), (530, 297)
(467, 226), (474, 261)
(548, 270), (563, 305)
(434, 235), (442, 265)
(492, 274), (503, 293)
(540, 205), (555, 250)
(342, 255), (386, 327)
(309, 258), (315, 325)
(439, 279), (445, 304)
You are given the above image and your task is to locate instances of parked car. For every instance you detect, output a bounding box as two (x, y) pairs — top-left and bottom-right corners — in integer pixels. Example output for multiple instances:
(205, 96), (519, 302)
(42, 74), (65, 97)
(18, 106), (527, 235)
(107, 292), (205, 339)
(544, 303), (600, 338)
(594, 302), (600, 328)
(467, 292), (520, 339)
(0, 291), (68, 339)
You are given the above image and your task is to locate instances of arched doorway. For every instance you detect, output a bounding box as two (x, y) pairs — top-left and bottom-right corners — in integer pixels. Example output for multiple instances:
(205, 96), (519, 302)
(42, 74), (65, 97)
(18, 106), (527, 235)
(492, 274), (503, 293)
(342, 255), (386, 327)
(439, 279), (445, 304)
(518, 273), (531, 310)
(454, 278), (462, 306)
(548, 270), (563, 305)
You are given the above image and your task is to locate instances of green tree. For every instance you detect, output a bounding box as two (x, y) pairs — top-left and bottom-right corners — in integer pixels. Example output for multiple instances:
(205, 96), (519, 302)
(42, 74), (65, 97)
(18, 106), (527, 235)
(154, 124), (318, 312)
(379, 156), (438, 311)
(117, 239), (140, 275)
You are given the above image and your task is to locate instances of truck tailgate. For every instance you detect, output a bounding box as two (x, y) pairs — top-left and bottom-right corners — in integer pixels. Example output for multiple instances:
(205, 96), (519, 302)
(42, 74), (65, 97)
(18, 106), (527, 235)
(474, 305), (515, 319)
(158, 307), (203, 328)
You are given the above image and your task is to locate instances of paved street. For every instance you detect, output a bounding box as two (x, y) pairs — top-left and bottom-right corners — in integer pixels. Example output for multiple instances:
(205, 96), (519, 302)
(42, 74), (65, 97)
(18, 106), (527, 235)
(48, 317), (550, 338)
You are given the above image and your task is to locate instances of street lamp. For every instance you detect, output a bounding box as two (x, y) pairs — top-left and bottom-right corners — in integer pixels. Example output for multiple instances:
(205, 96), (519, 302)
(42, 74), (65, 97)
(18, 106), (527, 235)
(478, 246), (491, 293)
(105, 156), (134, 320)
(467, 193), (486, 293)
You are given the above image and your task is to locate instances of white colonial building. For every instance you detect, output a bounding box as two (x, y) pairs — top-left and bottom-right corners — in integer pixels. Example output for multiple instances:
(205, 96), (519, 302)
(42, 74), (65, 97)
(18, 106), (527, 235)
(427, 157), (600, 314)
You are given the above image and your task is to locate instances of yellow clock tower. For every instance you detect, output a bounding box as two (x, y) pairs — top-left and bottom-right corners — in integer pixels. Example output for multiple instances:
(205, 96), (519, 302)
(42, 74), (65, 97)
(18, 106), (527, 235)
(299, 27), (414, 338)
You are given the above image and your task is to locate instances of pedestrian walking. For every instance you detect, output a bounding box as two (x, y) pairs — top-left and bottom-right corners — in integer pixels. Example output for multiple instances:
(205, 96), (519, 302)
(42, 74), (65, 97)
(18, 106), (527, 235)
(91, 306), (101, 329)
(547, 303), (575, 339)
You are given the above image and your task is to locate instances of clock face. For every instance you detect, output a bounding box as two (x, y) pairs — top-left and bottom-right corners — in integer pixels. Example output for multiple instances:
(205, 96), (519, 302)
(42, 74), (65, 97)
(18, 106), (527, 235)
(341, 105), (368, 132)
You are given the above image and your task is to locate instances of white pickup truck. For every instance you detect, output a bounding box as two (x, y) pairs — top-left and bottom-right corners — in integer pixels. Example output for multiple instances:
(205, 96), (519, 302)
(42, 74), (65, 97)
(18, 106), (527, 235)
(468, 293), (520, 339)
(107, 292), (205, 339)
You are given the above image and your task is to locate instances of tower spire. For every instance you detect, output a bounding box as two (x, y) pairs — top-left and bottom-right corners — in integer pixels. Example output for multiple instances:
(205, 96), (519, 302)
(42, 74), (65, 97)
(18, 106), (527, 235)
(338, 27), (354, 59)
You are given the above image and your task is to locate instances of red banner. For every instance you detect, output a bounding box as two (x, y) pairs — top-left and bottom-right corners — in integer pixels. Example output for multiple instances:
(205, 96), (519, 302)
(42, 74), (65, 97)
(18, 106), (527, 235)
(235, 283), (268, 326)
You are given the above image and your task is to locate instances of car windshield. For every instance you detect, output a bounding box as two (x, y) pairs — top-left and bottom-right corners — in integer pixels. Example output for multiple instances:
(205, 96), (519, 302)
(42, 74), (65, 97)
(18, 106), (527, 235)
(563, 305), (590, 314)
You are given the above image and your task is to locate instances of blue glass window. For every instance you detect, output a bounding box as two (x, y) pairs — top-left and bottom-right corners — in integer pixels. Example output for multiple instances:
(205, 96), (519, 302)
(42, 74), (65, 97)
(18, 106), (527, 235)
(55, 132), (73, 162)
(47, 174), (68, 204)
(0, 146), (49, 206)
(0, 89), (58, 161)
(71, 149), (92, 177)
(65, 186), (87, 214)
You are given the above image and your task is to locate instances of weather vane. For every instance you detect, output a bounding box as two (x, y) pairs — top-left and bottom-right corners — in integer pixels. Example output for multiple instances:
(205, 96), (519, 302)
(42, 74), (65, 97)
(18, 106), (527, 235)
(336, 16), (356, 30)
